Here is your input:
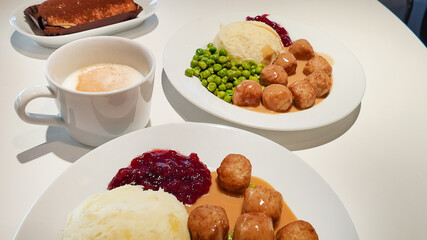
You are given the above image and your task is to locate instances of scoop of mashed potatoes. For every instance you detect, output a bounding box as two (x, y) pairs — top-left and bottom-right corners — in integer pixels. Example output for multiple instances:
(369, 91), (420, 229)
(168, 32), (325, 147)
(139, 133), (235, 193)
(214, 21), (284, 65)
(62, 185), (190, 240)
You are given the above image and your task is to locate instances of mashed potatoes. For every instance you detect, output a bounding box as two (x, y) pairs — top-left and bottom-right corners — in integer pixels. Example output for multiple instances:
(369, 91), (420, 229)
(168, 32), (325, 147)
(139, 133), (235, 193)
(62, 185), (190, 240)
(214, 21), (284, 65)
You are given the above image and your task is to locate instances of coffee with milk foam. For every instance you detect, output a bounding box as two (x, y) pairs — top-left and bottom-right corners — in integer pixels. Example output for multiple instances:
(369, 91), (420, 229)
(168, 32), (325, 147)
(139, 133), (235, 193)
(62, 63), (143, 92)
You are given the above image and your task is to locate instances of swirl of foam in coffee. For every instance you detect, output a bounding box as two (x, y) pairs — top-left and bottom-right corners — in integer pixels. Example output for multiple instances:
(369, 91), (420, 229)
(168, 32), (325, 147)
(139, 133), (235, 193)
(62, 63), (143, 92)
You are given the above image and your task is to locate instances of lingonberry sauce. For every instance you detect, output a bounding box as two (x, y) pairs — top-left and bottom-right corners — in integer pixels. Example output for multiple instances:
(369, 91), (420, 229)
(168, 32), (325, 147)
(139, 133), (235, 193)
(108, 149), (211, 205)
(246, 14), (293, 47)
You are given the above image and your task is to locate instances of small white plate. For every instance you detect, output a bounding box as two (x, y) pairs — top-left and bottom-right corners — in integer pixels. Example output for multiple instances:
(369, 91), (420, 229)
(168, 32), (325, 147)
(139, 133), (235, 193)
(14, 123), (358, 240)
(163, 14), (366, 131)
(9, 0), (158, 48)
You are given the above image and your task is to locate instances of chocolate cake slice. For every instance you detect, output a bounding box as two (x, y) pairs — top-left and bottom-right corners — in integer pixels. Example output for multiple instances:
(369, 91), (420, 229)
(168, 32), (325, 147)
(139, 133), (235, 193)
(24, 0), (143, 36)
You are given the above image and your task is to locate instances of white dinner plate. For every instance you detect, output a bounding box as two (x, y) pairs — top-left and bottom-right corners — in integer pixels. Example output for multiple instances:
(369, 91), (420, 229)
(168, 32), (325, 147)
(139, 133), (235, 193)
(9, 0), (158, 48)
(163, 14), (366, 131)
(14, 122), (358, 239)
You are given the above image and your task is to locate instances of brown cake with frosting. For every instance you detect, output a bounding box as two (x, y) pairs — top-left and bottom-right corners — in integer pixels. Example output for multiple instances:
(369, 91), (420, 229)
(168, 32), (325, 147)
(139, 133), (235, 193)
(24, 0), (142, 36)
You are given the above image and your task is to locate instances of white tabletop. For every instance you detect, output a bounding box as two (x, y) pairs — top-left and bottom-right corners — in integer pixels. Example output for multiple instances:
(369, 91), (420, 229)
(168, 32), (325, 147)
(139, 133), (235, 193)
(1, 0), (426, 239)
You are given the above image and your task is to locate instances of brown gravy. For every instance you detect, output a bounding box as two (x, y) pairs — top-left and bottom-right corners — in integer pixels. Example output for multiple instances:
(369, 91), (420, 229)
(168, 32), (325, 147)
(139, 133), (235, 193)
(242, 52), (334, 114)
(185, 172), (297, 233)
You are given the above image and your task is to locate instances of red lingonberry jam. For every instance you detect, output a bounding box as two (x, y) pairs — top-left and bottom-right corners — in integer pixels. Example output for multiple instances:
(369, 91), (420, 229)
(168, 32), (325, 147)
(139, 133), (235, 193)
(246, 14), (293, 47)
(108, 149), (211, 205)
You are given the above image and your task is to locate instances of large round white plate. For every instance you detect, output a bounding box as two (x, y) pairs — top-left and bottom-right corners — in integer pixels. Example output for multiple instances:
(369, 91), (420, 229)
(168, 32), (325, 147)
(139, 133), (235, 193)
(163, 14), (366, 131)
(9, 0), (158, 48)
(14, 122), (358, 239)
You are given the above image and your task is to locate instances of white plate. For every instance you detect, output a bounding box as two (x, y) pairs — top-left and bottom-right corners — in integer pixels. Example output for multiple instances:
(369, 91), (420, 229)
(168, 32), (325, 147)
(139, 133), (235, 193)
(14, 122), (358, 240)
(163, 14), (366, 131)
(9, 0), (158, 48)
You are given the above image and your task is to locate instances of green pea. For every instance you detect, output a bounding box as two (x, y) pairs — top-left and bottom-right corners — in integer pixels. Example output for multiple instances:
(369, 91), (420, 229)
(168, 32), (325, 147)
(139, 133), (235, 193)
(193, 69), (200, 77)
(222, 77), (228, 84)
(207, 59), (215, 66)
(201, 70), (211, 79)
(255, 66), (263, 74)
(238, 66), (243, 71)
(201, 79), (208, 87)
(209, 46), (217, 54)
(207, 43), (214, 48)
(218, 56), (227, 64)
(242, 70), (251, 78)
(207, 75), (215, 83)
(213, 88), (218, 95)
(193, 55), (199, 60)
(251, 64), (256, 69)
(217, 68), (227, 77)
(249, 60), (256, 66)
(196, 48), (204, 55)
(205, 51), (211, 57)
(251, 68), (256, 74)
(235, 61), (242, 67)
(185, 68), (194, 77)
(211, 54), (219, 61)
(233, 80), (239, 86)
(248, 183), (256, 188)
(227, 232), (233, 240)
(231, 66), (238, 71)
(190, 60), (198, 68)
(224, 94), (232, 103)
(238, 76), (246, 81)
(219, 48), (227, 56)
(201, 57), (209, 63)
(233, 70), (241, 78)
(207, 82), (217, 92)
(242, 62), (251, 70)
(208, 68), (214, 74)
(223, 62), (232, 69)
(227, 70), (234, 78)
(226, 56), (232, 62)
(214, 77), (222, 85)
(226, 83), (233, 89)
(198, 61), (207, 70)
(198, 55), (204, 60)
(249, 76), (257, 81)
(218, 83), (226, 91)
(213, 64), (222, 72)
(217, 91), (226, 99)
(257, 63), (265, 68)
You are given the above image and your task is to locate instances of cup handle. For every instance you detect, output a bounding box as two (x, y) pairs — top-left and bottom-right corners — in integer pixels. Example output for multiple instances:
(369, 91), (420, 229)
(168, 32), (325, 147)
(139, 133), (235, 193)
(15, 85), (65, 126)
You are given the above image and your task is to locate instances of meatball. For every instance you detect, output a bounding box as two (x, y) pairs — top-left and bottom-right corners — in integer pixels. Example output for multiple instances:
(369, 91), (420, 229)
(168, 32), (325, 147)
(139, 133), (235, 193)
(304, 71), (331, 97)
(276, 220), (318, 240)
(303, 56), (332, 77)
(242, 186), (283, 222)
(289, 80), (316, 109)
(232, 80), (263, 107)
(262, 84), (293, 112)
(216, 154), (252, 194)
(273, 52), (298, 75)
(188, 205), (230, 240)
(259, 64), (288, 86)
(234, 212), (274, 240)
(288, 39), (315, 60)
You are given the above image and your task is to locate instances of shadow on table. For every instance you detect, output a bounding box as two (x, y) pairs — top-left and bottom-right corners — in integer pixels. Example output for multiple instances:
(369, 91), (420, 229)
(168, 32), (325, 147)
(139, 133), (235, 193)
(10, 14), (159, 60)
(162, 69), (361, 151)
(17, 120), (152, 164)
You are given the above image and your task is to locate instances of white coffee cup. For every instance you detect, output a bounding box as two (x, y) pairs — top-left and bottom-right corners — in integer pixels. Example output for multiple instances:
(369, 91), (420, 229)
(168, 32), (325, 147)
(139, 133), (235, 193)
(15, 36), (155, 147)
